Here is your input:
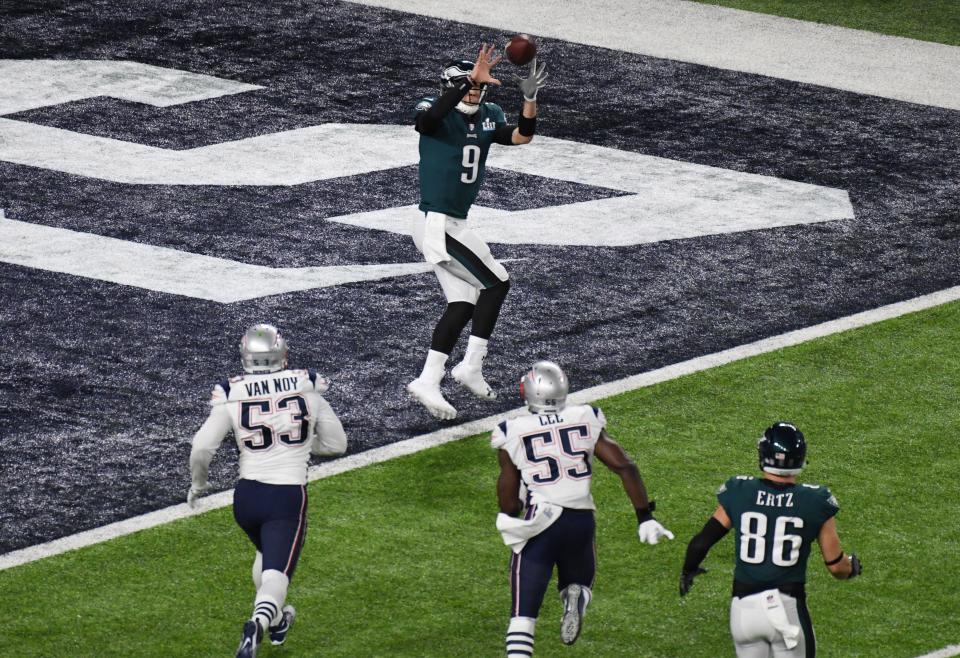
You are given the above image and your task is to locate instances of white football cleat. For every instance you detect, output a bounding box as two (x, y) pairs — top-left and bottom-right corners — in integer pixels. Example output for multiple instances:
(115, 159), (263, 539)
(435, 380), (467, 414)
(407, 378), (458, 420)
(560, 584), (588, 646)
(451, 362), (497, 400)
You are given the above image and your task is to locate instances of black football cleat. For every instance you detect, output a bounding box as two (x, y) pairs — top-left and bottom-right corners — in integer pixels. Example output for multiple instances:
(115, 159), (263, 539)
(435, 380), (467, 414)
(235, 619), (261, 658)
(269, 605), (296, 646)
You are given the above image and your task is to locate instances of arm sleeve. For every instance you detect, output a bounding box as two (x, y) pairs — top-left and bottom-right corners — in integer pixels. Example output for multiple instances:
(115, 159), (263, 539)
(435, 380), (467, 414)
(415, 79), (473, 135)
(493, 125), (516, 145)
(189, 401), (232, 490)
(311, 396), (347, 456)
(683, 517), (730, 572)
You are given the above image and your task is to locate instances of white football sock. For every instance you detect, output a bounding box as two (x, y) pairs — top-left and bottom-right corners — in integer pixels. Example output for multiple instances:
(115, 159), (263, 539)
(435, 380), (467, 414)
(418, 349), (448, 385)
(463, 335), (489, 365)
(252, 569), (289, 632)
(506, 616), (536, 657)
(252, 551), (263, 589)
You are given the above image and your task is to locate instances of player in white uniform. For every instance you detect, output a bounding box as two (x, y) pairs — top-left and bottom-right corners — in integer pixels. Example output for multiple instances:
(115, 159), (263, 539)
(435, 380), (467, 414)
(492, 361), (674, 657)
(187, 324), (347, 658)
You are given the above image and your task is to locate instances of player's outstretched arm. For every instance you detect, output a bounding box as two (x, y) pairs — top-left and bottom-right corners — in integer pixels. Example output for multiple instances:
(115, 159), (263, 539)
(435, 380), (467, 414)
(594, 430), (674, 544)
(416, 43), (503, 136)
(311, 396), (347, 456)
(512, 58), (547, 145)
(818, 517), (862, 579)
(680, 506), (731, 595)
(496, 449), (523, 516)
(187, 402), (231, 508)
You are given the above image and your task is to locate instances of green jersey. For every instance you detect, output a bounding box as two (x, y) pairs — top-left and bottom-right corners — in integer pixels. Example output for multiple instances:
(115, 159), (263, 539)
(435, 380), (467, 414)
(414, 96), (507, 219)
(717, 475), (839, 587)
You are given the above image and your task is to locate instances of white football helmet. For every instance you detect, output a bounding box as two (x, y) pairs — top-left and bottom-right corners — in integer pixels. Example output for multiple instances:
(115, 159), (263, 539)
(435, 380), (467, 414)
(239, 323), (288, 374)
(520, 361), (569, 413)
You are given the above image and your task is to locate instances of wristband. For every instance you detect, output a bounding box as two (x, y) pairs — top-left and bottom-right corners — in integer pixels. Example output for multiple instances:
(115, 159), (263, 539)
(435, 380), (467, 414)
(824, 552), (845, 566)
(635, 500), (656, 524)
(518, 115), (536, 137)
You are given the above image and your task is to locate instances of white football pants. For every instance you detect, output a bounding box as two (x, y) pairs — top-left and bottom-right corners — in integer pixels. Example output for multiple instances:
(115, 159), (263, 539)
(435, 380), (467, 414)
(729, 591), (810, 657)
(412, 212), (509, 304)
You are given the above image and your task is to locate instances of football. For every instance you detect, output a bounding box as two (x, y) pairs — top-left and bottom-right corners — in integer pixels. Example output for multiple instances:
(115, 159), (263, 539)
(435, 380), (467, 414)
(506, 34), (537, 65)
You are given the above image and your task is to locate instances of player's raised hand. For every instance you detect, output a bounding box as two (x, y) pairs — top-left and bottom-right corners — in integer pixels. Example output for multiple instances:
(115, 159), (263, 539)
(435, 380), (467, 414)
(516, 57), (548, 102)
(471, 43), (502, 86)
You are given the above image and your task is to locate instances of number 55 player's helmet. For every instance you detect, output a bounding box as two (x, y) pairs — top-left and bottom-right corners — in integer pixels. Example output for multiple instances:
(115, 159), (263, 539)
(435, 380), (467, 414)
(758, 422), (807, 475)
(520, 361), (569, 413)
(240, 323), (288, 374)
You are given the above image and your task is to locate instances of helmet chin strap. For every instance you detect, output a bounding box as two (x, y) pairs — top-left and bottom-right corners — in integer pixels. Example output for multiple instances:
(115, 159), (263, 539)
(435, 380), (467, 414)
(456, 101), (480, 115)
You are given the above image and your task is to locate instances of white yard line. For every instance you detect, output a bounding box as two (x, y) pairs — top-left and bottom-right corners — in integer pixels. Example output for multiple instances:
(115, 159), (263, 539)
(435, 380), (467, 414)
(347, 0), (960, 112)
(916, 646), (960, 658)
(3, 284), (960, 572)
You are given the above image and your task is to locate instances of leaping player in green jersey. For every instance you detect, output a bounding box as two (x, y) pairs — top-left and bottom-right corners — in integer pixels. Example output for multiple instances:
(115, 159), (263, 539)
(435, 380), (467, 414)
(407, 44), (548, 420)
(680, 422), (862, 657)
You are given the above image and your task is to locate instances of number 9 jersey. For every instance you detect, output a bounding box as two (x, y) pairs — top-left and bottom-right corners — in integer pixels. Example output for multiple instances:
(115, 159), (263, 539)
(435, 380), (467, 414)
(414, 96), (508, 219)
(717, 476), (840, 587)
(491, 405), (607, 510)
(190, 369), (347, 487)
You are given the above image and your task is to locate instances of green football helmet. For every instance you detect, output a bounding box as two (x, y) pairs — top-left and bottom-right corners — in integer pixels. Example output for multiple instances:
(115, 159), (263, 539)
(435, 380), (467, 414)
(440, 59), (489, 110)
(757, 422), (806, 475)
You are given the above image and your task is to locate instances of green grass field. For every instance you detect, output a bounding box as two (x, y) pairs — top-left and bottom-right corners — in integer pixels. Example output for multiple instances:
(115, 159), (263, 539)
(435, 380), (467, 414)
(3, 299), (959, 657)
(695, 0), (960, 46)
(4, 4), (960, 657)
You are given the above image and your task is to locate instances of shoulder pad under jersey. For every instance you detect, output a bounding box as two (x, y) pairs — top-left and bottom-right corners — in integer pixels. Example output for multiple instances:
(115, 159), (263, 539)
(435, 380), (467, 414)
(718, 475), (754, 495)
(293, 368), (329, 394)
(209, 380), (231, 405)
(490, 420), (509, 449)
(803, 483), (840, 510)
(590, 406), (606, 426)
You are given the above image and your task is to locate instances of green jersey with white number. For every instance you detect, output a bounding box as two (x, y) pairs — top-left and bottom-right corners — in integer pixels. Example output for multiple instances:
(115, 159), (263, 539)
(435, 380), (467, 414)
(414, 96), (507, 219)
(717, 475), (839, 587)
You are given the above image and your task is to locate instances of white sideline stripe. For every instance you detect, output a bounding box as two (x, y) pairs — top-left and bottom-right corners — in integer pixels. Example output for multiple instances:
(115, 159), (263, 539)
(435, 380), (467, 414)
(917, 646), (960, 658)
(3, 285), (960, 572)
(347, 0), (960, 112)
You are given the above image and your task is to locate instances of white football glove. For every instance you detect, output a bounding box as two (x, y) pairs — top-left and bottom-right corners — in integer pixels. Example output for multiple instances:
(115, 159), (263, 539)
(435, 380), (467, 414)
(638, 519), (675, 545)
(187, 482), (211, 509)
(515, 57), (548, 102)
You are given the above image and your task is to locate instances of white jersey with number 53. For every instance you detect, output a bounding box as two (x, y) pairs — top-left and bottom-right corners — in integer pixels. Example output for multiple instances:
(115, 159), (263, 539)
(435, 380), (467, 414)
(190, 368), (347, 487)
(491, 405), (606, 510)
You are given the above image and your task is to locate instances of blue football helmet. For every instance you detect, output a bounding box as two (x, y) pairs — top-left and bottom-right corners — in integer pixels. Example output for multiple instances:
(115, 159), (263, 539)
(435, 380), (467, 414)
(758, 422), (807, 475)
(240, 323), (288, 374)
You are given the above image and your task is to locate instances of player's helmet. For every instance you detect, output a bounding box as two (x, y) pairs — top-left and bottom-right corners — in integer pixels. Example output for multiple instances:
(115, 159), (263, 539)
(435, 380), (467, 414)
(240, 323), (288, 374)
(520, 361), (569, 413)
(758, 422), (807, 475)
(440, 59), (489, 105)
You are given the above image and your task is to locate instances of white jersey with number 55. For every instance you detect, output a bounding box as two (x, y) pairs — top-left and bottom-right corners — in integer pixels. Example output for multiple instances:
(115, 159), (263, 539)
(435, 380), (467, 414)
(491, 405), (606, 510)
(190, 368), (347, 487)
